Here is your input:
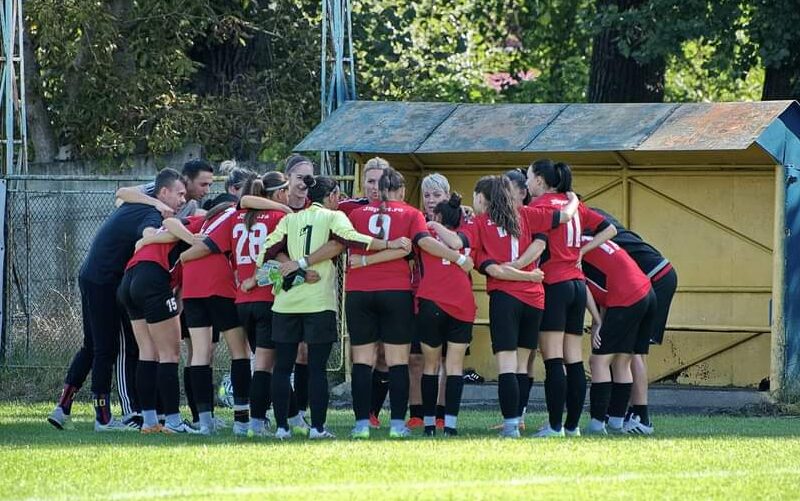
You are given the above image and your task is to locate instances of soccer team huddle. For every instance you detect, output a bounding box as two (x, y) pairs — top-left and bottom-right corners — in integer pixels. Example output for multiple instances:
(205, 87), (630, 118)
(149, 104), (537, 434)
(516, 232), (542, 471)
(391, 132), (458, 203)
(47, 154), (677, 440)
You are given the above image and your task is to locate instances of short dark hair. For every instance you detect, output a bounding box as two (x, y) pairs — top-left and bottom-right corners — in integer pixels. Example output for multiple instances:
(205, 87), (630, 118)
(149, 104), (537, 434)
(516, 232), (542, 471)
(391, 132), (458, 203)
(182, 159), (214, 181)
(225, 167), (256, 191)
(285, 154), (315, 175)
(303, 175), (338, 203)
(154, 168), (183, 195)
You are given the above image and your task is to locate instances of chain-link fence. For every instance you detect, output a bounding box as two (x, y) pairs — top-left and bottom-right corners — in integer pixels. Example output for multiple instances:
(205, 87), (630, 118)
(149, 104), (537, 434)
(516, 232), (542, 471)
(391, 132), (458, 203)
(1, 175), (345, 373)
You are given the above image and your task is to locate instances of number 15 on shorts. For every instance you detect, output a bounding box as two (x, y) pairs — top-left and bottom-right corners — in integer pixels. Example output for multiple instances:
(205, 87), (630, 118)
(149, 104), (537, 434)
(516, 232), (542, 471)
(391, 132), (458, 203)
(166, 297), (178, 313)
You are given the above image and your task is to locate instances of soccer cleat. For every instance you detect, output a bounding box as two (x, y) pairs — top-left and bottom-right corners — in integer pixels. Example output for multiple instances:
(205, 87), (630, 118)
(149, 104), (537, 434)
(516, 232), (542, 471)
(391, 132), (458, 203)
(162, 421), (201, 434)
(565, 427), (581, 437)
(351, 427), (370, 440)
(406, 417), (424, 429)
(368, 412), (381, 429)
(288, 415), (310, 436)
(584, 423), (608, 436)
(48, 407), (75, 431)
(141, 424), (164, 434)
(389, 427), (412, 439)
(424, 426), (436, 437)
(436, 418), (445, 430)
(309, 428), (336, 440)
(247, 427), (273, 438)
(498, 427), (521, 438)
(624, 415), (654, 436)
(232, 422), (249, 437)
(443, 427), (458, 437)
(275, 427), (292, 440)
(122, 415), (143, 431)
(213, 416), (229, 429)
(490, 420), (525, 431)
(463, 368), (485, 384)
(533, 425), (566, 438)
(95, 418), (137, 432)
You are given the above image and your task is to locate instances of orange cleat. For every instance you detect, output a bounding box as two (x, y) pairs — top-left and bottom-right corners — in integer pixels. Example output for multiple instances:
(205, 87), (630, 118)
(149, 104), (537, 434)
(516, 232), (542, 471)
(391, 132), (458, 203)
(436, 418), (445, 430)
(368, 413), (381, 429)
(141, 424), (163, 434)
(406, 417), (424, 429)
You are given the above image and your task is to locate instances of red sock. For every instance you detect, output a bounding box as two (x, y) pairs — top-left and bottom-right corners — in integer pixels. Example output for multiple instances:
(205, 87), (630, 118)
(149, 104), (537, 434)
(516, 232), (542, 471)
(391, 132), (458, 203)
(57, 384), (80, 415)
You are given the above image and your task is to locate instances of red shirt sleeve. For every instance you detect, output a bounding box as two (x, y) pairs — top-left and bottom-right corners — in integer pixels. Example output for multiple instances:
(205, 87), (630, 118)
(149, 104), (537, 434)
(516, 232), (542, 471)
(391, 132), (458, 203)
(205, 213), (235, 254)
(580, 204), (608, 232)
(522, 206), (560, 235)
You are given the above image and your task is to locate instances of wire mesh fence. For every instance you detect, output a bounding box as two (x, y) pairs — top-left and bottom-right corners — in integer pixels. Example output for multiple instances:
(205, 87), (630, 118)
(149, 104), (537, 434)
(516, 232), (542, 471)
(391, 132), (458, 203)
(1, 175), (345, 373)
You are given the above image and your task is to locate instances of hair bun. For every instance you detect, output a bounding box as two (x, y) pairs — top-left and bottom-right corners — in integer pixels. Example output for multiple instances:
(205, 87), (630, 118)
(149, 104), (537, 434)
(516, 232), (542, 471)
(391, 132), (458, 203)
(302, 174), (316, 188)
(448, 192), (462, 208)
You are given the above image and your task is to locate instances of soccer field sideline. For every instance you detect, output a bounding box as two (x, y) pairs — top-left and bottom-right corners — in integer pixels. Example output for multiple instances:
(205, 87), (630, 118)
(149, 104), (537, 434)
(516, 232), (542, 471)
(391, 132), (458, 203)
(2, 403), (800, 500)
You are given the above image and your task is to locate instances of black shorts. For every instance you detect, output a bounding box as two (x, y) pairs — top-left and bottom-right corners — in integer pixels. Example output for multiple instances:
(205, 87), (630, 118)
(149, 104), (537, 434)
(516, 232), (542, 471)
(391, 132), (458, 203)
(593, 289), (657, 355)
(179, 311), (220, 343)
(540, 279), (587, 335)
(184, 296), (240, 332)
(117, 262), (179, 324)
(650, 268), (678, 344)
(238, 301), (274, 350)
(272, 310), (337, 344)
(488, 291), (543, 354)
(346, 291), (414, 346)
(417, 298), (473, 348)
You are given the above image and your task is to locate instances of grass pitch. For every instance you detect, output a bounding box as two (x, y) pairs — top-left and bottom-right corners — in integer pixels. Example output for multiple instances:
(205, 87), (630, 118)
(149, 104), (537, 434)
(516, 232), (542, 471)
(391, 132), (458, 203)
(1, 402), (799, 500)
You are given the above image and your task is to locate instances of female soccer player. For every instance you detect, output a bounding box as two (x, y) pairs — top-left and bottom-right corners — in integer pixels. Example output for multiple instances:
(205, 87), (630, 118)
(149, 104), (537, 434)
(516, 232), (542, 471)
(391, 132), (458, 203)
(517, 159), (616, 437)
(469, 175), (579, 438)
(417, 193), (476, 436)
(581, 237), (656, 435)
(179, 199), (253, 436)
(117, 214), (204, 434)
(346, 167), (473, 439)
(224, 171), (291, 437)
(257, 174), (411, 439)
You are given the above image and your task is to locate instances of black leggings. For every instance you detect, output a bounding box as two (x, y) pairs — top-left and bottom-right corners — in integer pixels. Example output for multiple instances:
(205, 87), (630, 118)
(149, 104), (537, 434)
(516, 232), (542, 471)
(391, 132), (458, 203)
(272, 341), (333, 432)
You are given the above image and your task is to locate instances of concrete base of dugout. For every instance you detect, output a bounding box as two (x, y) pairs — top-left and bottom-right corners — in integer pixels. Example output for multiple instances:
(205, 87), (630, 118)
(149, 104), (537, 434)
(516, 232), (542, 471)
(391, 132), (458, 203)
(330, 382), (772, 415)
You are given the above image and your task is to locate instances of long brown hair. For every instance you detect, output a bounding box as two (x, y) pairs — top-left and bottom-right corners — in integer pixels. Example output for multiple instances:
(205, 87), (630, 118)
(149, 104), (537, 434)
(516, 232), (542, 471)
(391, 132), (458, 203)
(377, 167), (405, 239)
(244, 171), (288, 230)
(474, 175), (520, 238)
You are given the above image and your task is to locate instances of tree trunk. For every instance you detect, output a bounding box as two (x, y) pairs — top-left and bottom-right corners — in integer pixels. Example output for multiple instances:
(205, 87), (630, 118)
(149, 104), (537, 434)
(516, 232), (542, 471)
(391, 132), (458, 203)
(587, 0), (665, 103)
(22, 18), (58, 163)
(762, 57), (800, 101)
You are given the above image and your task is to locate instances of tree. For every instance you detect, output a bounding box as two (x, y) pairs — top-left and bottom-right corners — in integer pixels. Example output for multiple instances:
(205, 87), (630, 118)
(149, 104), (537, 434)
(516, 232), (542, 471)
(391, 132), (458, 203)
(749, 0), (800, 101)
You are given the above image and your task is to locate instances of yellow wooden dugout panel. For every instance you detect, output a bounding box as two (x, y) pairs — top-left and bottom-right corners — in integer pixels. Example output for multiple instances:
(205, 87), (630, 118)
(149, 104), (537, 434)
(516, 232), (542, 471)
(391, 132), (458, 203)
(297, 100), (800, 390)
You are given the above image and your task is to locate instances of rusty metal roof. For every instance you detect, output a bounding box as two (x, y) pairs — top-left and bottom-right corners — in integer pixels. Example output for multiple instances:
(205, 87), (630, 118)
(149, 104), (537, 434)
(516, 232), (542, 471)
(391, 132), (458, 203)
(295, 100), (800, 166)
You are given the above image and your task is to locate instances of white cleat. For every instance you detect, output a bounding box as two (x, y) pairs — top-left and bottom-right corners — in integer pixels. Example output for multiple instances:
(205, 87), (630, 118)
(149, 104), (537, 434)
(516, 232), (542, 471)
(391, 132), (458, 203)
(162, 421), (202, 434)
(94, 418), (137, 432)
(624, 415), (654, 435)
(565, 427), (581, 437)
(275, 427), (292, 440)
(309, 428), (336, 440)
(533, 425), (566, 438)
(48, 407), (74, 431)
(233, 422), (249, 437)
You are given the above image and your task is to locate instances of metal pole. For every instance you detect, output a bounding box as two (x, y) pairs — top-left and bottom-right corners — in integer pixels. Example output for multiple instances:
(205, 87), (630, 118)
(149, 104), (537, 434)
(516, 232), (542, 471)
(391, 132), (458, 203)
(4, 0), (14, 175)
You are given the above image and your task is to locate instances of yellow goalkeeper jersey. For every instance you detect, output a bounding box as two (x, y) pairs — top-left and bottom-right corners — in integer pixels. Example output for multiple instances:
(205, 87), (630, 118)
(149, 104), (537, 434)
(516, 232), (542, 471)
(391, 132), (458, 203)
(257, 203), (372, 314)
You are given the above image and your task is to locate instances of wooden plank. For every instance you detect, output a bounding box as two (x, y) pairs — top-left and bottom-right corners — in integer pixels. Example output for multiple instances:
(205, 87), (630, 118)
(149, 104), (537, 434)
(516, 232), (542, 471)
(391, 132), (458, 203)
(526, 103), (677, 152)
(637, 101), (792, 152)
(417, 103), (565, 153)
(295, 101), (456, 154)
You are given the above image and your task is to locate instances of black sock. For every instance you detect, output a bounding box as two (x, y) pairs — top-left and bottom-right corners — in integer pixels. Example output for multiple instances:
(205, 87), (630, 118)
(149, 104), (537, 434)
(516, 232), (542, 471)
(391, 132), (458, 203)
(544, 358), (566, 431)
(444, 375), (464, 417)
(497, 372), (519, 419)
(231, 358), (251, 423)
(190, 365), (213, 413)
(421, 374), (438, 420)
(351, 363), (373, 421)
(590, 381), (613, 421)
(565, 362), (587, 431)
(308, 342), (333, 432)
(136, 361), (159, 413)
(250, 371), (272, 421)
(388, 365), (410, 421)
(294, 363), (309, 412)
(157, 362), (180, 416)
(208, 367), (215, 416)
(272, 343), (298, 430)
(409, 404), (424, 419)
(288, 387), (299, 418)
(183, 366), (199, 422)
(370, 370), (390, 417)
(436, 404), (446, 421)
(609, 382), (633, 419)
(516, 373), (531, 418)
(632, 404), (650, 426)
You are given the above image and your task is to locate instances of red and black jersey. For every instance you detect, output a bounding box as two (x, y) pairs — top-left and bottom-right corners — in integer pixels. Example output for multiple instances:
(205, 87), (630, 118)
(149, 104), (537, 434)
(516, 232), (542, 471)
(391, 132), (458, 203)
(126, 216), (205, 273)
(581, 236), (652, 308)
(530, 194), (609, 284)
(346, 200), (428, 292)
(471, 206), (560, 308)
(204, 208), (286, 304)
(182, 208), (239, 299)
(338, 197), (370, 216)
(416, 224), (477, 323)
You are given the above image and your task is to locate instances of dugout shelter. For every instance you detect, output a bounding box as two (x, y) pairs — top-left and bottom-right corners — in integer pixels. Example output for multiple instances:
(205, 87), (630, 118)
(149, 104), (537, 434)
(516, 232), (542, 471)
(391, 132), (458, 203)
(296, 100), (800, 393)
